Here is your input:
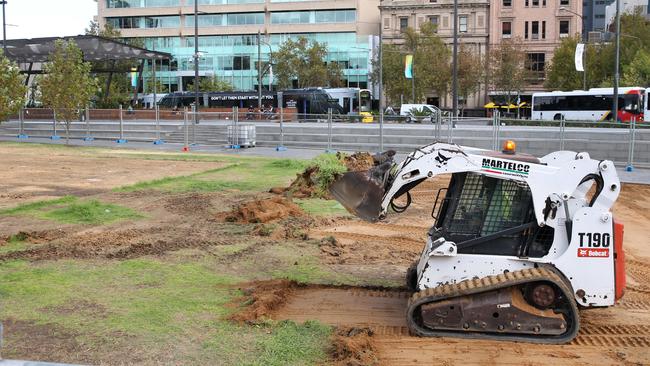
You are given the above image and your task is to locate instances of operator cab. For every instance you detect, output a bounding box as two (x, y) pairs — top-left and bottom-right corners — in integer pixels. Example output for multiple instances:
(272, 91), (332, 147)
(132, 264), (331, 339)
(430, 144), (553, 258)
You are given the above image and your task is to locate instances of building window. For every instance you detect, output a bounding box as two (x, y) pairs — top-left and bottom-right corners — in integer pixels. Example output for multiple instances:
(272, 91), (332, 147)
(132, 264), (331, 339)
(502, 21), (512, 37)
(531, 21), (539, 39)
(503, 0), (512, 6)
(233, 56), (250, 71)
(428, 15), (439, 31)
(524, 21), (529, 39)
(560, 0), (569, 5)
(400, 17), (409, 31)
(383, 17), (390, 29)
(532, 0), (539, 6)
(560, 20), (570, 36)
(542, 0), (546, 6)
(459, 15), (468, 32)
(525, 0), (529, 6)
(527, 53), (545, 81)
(542, 21), (546, 39)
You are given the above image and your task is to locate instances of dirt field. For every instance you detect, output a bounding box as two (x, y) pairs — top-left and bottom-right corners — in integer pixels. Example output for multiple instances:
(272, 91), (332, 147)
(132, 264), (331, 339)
(1, 143), (649, 365)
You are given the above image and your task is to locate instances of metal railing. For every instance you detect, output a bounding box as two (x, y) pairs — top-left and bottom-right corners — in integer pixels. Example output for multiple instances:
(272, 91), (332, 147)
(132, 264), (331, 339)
(2, 108), (648, 168)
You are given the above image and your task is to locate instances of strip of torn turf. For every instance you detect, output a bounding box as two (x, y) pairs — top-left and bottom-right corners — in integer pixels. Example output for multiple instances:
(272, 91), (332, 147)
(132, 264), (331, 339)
(0, 258), (333, 365)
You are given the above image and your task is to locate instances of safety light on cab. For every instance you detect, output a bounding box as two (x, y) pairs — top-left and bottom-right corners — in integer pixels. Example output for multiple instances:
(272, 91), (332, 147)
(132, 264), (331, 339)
(502, 140), (516, 154)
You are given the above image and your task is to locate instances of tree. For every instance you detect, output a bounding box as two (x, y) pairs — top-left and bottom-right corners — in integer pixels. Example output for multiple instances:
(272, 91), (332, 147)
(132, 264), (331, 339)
(273, 37), (343, 89)
(544, 35), (584, 91)
(0, 51), (27, 122)
(487, 38), (528, 105)
(543, 12), (650, 89)
(622, 49), (650, 86)
(41, 40), (98, 144)
(186, 75), (234, 92)
(457, 44), (484, 115)
(373, 22), (450, 106)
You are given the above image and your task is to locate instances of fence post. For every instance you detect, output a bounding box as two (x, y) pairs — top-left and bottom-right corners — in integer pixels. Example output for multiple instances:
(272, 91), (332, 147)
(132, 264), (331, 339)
(492, 109), (497, 151)
(560, 115), (566, 151)
(191, 104), (197, 146)
(83, 106), (93, 141)
(116, 105), (127, 144)
(626, 116), (636, 171)
(153, 105), (164, 145)
(379, 112), (384, 152)
(326, 108), (334, 153)
(17, 108), (28, 139)
(51, 109), (60, 140)
(435, 112), (441, 141)
(496, 111), (501, 149)
(182, 107), (190, 152)
(447, 114), (453, 143)
(276, 102), (287, 151)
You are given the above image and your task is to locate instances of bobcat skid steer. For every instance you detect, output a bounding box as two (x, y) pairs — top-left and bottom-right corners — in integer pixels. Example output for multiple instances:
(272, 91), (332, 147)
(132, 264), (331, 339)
(330, 142), (625, 343)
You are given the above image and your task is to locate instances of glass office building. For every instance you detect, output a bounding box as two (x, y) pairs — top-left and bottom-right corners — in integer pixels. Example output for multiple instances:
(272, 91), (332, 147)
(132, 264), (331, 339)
(98, 0), (380, 92)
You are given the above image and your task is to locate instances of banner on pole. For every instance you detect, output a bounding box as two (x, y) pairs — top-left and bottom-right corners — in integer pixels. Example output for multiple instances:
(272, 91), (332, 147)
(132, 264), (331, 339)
(404, 55), (413, 79)
(575, 43), (585, 72)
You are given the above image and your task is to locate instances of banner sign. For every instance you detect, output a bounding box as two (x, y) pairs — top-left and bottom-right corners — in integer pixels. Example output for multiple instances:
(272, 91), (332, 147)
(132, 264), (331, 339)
(405, 55), (413, 79)
(575, 43), (585, 72)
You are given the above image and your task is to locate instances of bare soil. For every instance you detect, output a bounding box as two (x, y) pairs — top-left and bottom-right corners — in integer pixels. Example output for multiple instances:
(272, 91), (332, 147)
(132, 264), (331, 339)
(0, 145), (222, 209)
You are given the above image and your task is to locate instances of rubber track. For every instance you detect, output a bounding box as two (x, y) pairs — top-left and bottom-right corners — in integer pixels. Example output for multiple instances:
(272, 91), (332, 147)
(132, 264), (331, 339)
(406, 267), (580, 344)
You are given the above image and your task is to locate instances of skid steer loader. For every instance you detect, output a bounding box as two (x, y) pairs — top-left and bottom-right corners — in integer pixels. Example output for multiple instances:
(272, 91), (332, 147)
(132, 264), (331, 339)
(330, 141), (625, 344)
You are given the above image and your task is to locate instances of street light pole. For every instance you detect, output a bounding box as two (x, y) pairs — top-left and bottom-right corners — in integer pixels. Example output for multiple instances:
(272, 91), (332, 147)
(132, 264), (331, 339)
(257, 30), (262, 110)
(1, 0), (7, 54)
(612, 0), (621, 121)
(193, 0), (199, 124)
(452, 0), (458, 117)
(378, 22), (384, 152)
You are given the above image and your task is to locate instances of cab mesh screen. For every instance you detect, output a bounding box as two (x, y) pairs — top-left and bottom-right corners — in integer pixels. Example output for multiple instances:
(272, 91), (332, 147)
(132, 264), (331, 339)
(447, 173), (532, 238)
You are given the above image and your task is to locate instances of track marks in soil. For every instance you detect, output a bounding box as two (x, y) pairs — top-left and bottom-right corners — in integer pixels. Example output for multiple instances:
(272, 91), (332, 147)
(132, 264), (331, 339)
(273, 286), (650, 352)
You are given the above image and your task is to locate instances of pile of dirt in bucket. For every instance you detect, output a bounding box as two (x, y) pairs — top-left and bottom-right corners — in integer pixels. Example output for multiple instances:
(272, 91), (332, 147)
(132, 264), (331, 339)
(271, 152), (377, 199)
(228, 280), (299, 324)
(219, 197), (305, 224)
(330, 327), (378, 366)
(340, 152), (375, 172)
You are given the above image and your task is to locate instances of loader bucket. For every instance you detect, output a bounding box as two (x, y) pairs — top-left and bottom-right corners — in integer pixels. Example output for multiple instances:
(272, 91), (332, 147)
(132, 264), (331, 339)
(329, 171), (385, 222)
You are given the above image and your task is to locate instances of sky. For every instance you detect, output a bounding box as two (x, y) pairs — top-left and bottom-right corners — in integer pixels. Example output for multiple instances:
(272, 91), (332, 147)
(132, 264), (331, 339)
(2, 0), (97, 40)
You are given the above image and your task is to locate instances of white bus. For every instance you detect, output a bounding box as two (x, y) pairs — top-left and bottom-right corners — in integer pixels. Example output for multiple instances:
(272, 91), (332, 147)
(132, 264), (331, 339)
(532, 87), (648, 122)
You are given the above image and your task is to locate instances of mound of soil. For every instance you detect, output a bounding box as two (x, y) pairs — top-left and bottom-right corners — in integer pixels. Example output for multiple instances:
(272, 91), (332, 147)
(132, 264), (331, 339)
(330, 327), (378, 366)
(220, 197), (305, 224)
(228, 280), (299, 324)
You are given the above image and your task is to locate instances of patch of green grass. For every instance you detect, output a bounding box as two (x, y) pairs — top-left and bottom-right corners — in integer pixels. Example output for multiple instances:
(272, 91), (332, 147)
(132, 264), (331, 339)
(0, 196), (77, 216)
(296, 199), (350, 217)
(39, 200), (143, 225)
(0, 259), (242, 339)
(246, 320), (331, 366)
